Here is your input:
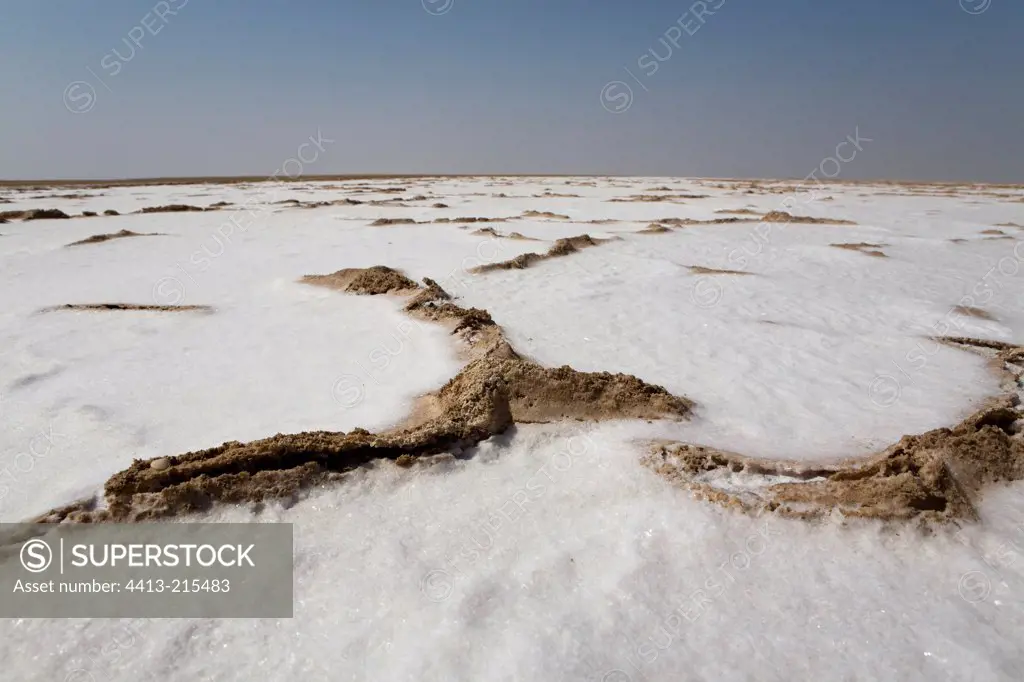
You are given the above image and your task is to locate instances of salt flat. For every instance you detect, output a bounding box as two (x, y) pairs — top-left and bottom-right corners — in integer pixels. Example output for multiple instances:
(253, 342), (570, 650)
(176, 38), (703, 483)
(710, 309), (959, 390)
(1, 176), (1023, 681)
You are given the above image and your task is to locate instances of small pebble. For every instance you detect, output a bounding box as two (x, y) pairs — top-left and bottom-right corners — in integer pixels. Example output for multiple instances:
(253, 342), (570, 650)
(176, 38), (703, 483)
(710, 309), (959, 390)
(150, 458), (171, 471)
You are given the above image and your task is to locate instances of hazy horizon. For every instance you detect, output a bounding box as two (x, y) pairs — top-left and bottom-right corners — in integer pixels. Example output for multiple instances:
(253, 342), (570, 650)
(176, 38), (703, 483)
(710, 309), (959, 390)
(2, 0), (1022, 183)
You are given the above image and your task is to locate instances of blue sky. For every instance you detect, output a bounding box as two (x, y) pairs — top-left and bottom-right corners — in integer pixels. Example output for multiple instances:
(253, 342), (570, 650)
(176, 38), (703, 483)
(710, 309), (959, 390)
(1, 0), (1021, 181)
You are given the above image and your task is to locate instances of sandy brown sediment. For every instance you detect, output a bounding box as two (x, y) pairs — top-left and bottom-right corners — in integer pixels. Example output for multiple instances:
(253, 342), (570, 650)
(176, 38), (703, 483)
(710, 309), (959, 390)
(995, 222), (1022, 228)
(39, 304), (213, 313)
(471, 234), (609, 273)
(37, 274), (691, 523)
(638, 224), (673, 234)
(470, 227), (539, 241)
(66, 229), (162, 247)
(952, 306), (998, 321)
(981, 229), (1006, 236)
(103, 209), (120, 216)
(370, 218), (422, 226)
(831, 243), (888, 258)
(300, 265), (420, 295)
(609, 194), (709, 203)
(644, 337), (1024, 525)
(432, 203), (449, 208)
(434, 216), (509, 224)
(714, 208), (761, 216)
(520, 210), (571, 220)
(0, 208), (71, 221)
(762, 211), (857, 225)
(656, 217), (759, 226)
(687, 266), (752, 276)
(138, 204), (205, 214)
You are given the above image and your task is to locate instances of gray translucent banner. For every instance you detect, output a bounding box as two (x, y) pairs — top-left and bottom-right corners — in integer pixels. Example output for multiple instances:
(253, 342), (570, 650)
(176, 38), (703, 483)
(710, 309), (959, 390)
(0, 523), (293, 618)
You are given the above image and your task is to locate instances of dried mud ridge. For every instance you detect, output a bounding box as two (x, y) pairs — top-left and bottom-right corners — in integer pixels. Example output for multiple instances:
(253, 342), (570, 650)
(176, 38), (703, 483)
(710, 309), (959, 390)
(688, 266), (751, 276)
(832, 242), (887, 258)
(66, 229), (162, 247)
(36, 270), (692, 523)
(39, 304), (213, 313)
(644, 337), (1024, 525)
(471, 227), (538, 241)
(471, 234), (611, 273)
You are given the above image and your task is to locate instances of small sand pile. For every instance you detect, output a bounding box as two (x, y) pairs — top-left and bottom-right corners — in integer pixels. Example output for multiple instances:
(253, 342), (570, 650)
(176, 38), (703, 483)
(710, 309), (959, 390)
(953, 305), (997, 321)
(687, 265), (751, 276)
(103, 209), (120, 216)
(471, 227), (536, 240)
(609, 194), (708, 203)
(521, 210), (570, 219)
(657, 217), (758, 226)
(472, 234), (606, 273)
(138, 204), (205, 213)
(638, 224), (672, 234)
(301, 266), (419, 295)
(40, 304), (212, 313)
(0, 208), (71, 221)
(433, 217), (507, 224)
(432, 203), (449, 208)
(370, 218), (420, 226)
(762, 211), (856, 225)
(714, 208), (760, 216)
(38, 277), (691, 523)
(644, 338), (1024, 525)
(831, 242), (887, 257)
(67, 229), (159, 247)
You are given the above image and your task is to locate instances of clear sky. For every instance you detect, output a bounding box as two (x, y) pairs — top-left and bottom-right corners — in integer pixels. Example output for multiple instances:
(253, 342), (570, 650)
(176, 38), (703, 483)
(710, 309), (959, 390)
(1, 0), (1021, 181)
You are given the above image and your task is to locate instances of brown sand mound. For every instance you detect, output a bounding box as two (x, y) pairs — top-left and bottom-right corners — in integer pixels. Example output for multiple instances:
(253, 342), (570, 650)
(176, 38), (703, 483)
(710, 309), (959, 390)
(638, 224), (672, 234)
(470, 227), (538, 241)
(644, 338), (1024, 525)
(370, 218), (421, 226)
(953, 305), (997, 321)
(472, 234), (607, 273)
(433, 217), (508, 224)
(301, 265), (419, 295)
(687, 266), (751, 276)
(66, 229), (160, 247)
(831, 243), (888, 258)
(208, 201), (232, 208)
(521, 210), (570, 220)
(103, 209), (120, 216)
(138, 204), (205, 213)
(762, 211), (856, 225)
(714, 208), (760, 216)
(38, 278), (691, 523)
(432, 203), (449, 208)
(40, 304), (212, 313)
(996, 222), (1022, 228)
(657, 217), (758, 226)
(82, 211), (97, 217)
(609, 194), (708, 203)
(0, 208), (71, 221)
(981, 229), (1006, 236)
